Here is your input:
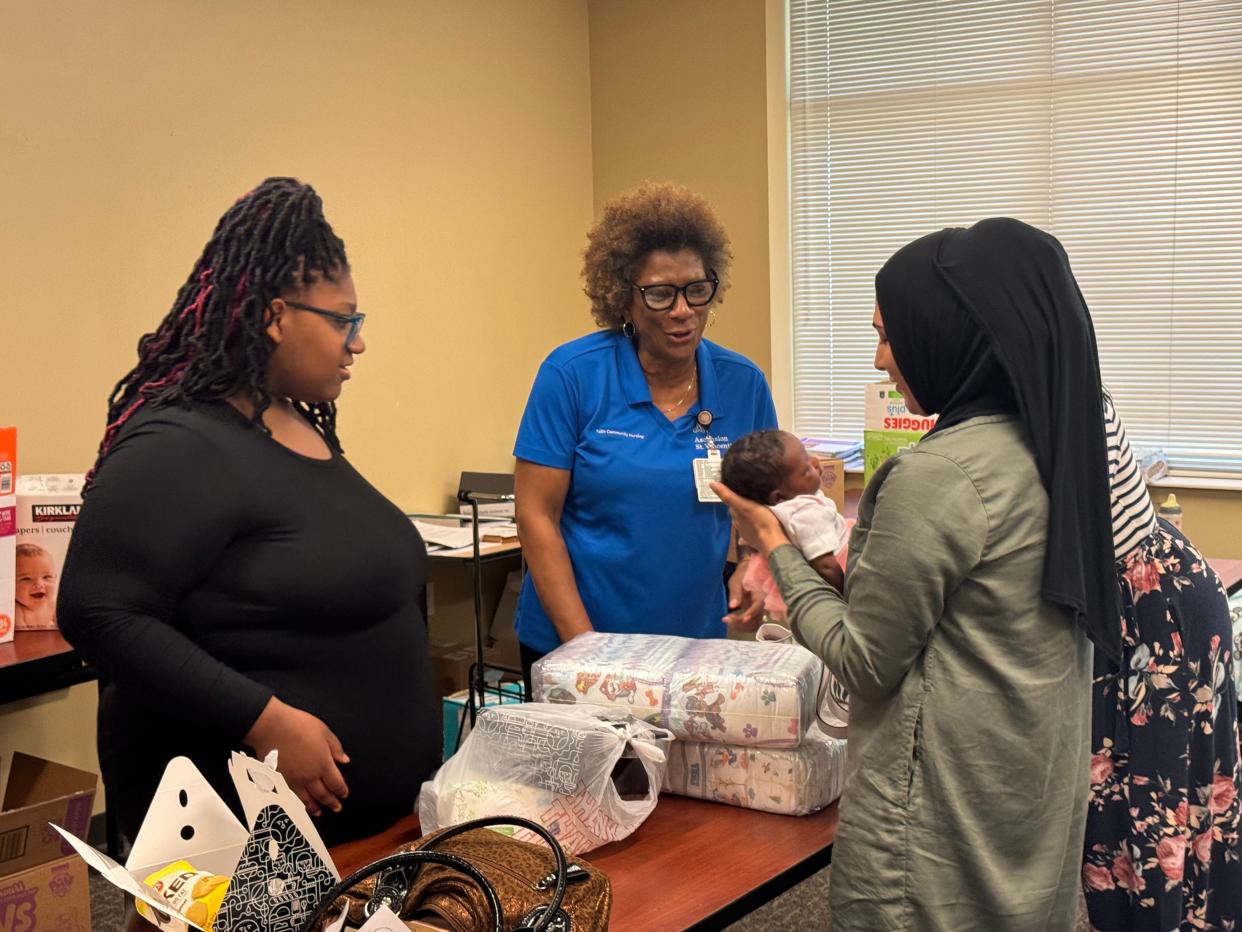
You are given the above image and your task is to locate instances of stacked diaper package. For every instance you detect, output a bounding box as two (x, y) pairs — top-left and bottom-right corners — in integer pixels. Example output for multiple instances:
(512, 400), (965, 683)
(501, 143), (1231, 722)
(533, 632), (847, 817)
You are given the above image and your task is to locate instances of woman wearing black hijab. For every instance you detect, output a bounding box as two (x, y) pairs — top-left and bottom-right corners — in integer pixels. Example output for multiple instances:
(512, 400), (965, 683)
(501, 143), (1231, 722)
(716, 219), (1099, 929)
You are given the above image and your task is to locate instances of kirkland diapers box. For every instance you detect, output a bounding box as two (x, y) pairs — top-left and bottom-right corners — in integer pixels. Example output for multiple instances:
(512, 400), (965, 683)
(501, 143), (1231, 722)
(14, 475), (83, 632)
(863, 382), (937, 482)
(0, 428), (15, 644)
(0, 751), (97, 931)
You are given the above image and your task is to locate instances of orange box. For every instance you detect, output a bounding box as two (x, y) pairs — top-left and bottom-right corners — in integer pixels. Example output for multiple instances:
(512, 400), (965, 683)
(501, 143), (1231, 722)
(0, 854), (91, 931)
(0, 427), (15, 644)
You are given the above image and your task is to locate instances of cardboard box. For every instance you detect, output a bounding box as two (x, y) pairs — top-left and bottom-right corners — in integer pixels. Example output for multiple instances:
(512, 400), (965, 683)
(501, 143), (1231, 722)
(442, 682), (524, 759)
(814, 455), (846, 513)
(0, 752), (94, 932)
(0, 853), (91, 931)
(0, 428), (15, 644)
(14, 475), (83, 632)
(430, 641), (478, 698)
(484, 569), (522, 670)
(57, 753), (339, 932)
(863, 381), (937, 482)
(0, 752), (96, 882)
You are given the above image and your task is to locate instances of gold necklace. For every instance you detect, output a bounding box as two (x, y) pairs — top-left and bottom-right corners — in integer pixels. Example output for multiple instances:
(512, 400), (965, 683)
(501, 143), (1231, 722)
(660, 372), (697, 415)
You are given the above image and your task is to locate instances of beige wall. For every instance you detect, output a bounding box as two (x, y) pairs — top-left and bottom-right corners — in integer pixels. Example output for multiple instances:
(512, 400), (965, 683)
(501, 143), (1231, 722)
(1150, 487), (1242, 561)
(587, 0), (773, 374)
(4, 0), (1239, 821)
(3, 0), (593, 511)
(2, 0), (594, 810)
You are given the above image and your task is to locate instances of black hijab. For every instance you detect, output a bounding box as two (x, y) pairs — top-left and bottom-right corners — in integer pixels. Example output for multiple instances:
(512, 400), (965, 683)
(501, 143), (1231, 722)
(875, 218), (1119, 664)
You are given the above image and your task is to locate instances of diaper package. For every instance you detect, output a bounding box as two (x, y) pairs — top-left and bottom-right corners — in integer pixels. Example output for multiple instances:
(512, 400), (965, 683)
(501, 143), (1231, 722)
(14, 473), (83, 631)
(755, 621), (848, 738)
(663, 728), (848, 816)
(533, 632), (822, 748)
(419, 702), (671, 855)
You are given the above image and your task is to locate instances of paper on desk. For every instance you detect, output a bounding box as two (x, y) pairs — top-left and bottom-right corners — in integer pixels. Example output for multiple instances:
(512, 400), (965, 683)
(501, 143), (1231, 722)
(412, 520), (477, 550)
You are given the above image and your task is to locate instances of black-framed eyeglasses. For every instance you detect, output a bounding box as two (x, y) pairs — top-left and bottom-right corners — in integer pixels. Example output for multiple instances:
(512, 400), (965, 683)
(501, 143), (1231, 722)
(284, 301), (366, 347)
(630, 271), (719, 312)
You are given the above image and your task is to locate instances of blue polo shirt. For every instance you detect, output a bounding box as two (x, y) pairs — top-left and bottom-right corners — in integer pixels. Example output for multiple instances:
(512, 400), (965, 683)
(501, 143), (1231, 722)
(513, 330), (778, 653)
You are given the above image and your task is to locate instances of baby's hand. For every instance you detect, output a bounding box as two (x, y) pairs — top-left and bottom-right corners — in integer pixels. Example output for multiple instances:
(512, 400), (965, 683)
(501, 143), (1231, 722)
(725, 559), (765, 629)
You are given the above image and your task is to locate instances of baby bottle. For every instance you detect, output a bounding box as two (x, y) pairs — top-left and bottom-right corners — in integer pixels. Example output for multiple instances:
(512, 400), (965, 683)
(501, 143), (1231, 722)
(1157, 493), (1183, 531)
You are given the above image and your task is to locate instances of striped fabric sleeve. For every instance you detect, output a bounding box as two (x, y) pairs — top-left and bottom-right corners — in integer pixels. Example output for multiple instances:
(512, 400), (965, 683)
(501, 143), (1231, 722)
(1103, 388), (1159, 560)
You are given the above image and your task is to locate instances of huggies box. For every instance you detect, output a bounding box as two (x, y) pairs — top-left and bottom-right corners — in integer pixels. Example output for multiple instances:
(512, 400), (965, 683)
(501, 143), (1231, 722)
(14, 474), (84, 632)
(863, 382), (937, 481)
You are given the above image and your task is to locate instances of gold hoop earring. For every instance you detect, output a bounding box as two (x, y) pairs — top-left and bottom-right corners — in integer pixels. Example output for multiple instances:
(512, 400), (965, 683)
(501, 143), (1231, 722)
(622, 320), (636, 338)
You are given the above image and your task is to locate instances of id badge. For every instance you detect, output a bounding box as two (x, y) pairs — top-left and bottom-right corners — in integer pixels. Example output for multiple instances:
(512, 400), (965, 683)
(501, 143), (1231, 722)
(694, 448), (723, 503)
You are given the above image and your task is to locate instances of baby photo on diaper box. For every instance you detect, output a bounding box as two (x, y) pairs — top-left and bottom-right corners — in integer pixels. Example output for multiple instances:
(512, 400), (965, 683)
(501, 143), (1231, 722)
(15, 474), (84, 631)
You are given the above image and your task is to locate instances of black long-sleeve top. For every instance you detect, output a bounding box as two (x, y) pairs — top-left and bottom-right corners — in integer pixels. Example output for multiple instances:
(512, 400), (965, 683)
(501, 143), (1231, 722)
(59, 400), (439, 847)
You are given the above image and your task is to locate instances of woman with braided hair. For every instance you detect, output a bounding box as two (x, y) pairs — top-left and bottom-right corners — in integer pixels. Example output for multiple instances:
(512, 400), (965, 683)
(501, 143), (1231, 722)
(60, 178), (440, 848)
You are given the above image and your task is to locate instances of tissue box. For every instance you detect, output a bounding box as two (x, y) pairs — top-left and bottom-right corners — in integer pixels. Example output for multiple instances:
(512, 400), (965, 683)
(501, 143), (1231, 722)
(533, 632), (821, 748)
(663, 729), (847, 816)
(14, 474), (83, 632)
(56, 753), (338, 932)
(863, 381), (936, 481)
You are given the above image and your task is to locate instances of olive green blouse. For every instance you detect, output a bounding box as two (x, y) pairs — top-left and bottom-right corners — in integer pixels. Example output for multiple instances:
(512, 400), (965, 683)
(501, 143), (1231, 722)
(773, 415), (1092, 931)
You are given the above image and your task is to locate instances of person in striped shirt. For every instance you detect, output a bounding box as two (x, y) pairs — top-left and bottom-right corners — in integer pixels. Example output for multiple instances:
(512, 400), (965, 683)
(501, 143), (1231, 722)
(1082, 389), (1242, 930)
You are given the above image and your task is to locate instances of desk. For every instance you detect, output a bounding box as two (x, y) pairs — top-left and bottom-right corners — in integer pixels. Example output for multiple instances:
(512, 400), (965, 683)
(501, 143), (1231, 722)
(0, 630), (95, 705)
(329, 796), (839, 931)
(426, 540), (521, 564)
(122, 797), (837, 931)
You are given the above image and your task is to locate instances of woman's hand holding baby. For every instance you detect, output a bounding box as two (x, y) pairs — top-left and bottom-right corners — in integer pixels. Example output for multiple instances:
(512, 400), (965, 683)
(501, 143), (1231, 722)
(712, 482), (790, 556)
(714, 481), (793, 630)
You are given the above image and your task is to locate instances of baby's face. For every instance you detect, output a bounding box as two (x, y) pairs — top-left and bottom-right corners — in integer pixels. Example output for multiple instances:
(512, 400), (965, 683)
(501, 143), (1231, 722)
(775, 434), (823, 501)
(15, 555), (56, 608)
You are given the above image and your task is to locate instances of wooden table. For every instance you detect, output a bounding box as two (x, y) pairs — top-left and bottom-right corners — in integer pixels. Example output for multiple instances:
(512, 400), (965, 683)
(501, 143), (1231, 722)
(122, 796), (837, 931)
(0, 629), (95, 705)
(330, 796), (839, 931)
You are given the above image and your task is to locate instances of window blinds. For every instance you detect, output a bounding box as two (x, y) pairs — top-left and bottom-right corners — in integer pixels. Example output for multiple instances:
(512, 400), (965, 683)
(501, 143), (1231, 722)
(788, 0), (1242, 472)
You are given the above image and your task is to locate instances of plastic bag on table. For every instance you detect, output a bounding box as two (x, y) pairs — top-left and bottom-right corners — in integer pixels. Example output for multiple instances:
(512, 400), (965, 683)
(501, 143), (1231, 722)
(417, 702), (672, 855)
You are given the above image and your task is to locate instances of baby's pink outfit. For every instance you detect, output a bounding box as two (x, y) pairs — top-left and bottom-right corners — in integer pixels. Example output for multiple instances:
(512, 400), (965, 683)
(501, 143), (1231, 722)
(742, 490), (848, 621)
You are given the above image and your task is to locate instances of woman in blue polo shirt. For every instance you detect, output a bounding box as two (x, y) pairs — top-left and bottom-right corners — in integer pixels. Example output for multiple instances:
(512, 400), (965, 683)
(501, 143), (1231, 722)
(513, 182), (777, 677)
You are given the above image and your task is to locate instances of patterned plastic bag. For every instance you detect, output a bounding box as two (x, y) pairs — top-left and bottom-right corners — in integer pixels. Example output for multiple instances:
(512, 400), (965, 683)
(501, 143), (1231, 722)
(418, 703), (671, 855)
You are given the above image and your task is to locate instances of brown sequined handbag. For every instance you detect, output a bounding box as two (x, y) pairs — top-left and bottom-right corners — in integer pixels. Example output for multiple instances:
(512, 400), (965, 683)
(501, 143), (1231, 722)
(302, 816), (612, 931)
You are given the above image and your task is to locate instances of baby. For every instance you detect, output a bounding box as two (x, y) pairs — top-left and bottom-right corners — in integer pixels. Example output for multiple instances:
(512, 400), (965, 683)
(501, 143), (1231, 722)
(721, 429), (847, 617)
(15, 542), (59, 630)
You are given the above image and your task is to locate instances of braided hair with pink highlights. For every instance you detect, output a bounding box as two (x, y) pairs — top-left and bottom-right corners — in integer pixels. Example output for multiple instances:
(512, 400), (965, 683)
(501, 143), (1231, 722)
(86, 177), (349, 489)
